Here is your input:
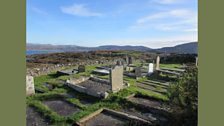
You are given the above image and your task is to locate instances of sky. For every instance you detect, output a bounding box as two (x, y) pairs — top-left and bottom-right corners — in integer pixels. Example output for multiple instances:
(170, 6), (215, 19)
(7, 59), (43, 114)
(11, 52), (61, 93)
(27, 0), (198, 48)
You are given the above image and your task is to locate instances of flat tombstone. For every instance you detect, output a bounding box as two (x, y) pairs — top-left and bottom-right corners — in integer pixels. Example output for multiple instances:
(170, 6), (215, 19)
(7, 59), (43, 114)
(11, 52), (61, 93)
(26, 75), (35, 96)
(148, 63), (154, 74)
(110, 66), (123, 92)
(135, 67), (142, 77)
(78, 65), (85, 73)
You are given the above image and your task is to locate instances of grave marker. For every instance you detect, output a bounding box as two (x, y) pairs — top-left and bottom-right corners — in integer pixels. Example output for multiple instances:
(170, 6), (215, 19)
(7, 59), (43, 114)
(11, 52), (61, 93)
(148, 63), (154, 74)
(110, 66), (124, 92)
(78, 65), (85, 73)
(26, 75), (35, 96)
(156, 56), (160, 70)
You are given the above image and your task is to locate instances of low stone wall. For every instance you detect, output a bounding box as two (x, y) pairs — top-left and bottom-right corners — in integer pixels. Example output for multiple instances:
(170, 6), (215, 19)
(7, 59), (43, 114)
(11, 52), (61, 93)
(27, 59), (116, 77)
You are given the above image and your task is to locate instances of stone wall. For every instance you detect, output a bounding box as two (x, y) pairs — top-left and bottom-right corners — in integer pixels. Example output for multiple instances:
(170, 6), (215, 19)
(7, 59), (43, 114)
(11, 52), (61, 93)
(27, 59), (116, 77)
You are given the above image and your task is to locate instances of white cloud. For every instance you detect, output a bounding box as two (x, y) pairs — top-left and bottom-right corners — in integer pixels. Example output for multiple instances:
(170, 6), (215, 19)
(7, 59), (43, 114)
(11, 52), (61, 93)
(93, 34), (197, 48)
(131, 9), (198, 32)
(61, 4), (102, 17)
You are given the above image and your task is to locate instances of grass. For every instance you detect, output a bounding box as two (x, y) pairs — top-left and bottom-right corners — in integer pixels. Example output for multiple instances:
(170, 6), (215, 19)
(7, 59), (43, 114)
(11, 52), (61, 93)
(160, 64), (182, 69)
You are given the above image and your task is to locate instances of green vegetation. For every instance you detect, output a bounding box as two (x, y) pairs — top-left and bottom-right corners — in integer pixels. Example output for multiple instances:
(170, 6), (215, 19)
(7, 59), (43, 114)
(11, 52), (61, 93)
(160, 63), (182, 69)
(167, 66), (198, 125)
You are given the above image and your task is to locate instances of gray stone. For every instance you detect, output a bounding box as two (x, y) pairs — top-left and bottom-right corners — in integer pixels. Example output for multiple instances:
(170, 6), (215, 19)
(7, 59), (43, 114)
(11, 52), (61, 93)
(26, 75), (35, 96)
(110, 66), (124, 92)
(78, 65), (86, 73)
(156, 56), (160, 70)
(135, 67), (142, 78)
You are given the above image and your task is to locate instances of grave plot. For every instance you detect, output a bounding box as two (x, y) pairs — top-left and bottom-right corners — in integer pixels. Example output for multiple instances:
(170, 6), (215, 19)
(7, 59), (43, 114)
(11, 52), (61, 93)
(66, 66), (129, 99)
(26, 107), (51, 126)
(76, 108), (152, 126)
(135, 79), (169, 95)
(42, 99), (81, 116)
(119, 107), (171, 126)
(62, 91), (99, 106)
(127, 94), (172, 118)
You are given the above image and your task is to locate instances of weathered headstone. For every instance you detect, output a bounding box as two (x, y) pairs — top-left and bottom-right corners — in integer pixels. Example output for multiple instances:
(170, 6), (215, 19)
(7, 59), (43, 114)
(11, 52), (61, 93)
(135, 67), (142, 78)
(156, 56), (160, 70)
(128, 57), (133, 64)
(116, 60), (122, 66)
(148, 63), (154, 74)
(196, 57), (198, 67)
(110, 66), (123, 92)
(126, 56), (129, 64)
(26, 75), (35, 96)
(78, 65), (85, 73)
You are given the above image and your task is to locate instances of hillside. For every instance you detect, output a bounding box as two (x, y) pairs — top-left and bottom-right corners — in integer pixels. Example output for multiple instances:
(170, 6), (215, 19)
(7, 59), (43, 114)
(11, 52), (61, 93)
(27, 42), (198, 54)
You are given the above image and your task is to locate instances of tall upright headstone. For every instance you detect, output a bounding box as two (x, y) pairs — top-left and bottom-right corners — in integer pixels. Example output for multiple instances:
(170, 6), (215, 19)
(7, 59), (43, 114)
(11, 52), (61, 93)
(156, 56), (160, 70)
(128, 57), (133, 64)
(126, 56), (129, 64)
(110, 66), (124, 92)
(148, 63), (154, 74)
(196, 57), (198, 67)
(26, 75), (35, 96)
(135, 67), (142, 78)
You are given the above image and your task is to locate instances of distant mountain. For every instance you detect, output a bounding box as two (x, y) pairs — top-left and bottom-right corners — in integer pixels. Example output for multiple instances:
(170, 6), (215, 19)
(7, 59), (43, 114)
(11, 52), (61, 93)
(96, 45), (152, 51)
(27, 42), (198, 54)
(26, 43), (152, 52)
(155, 42), (198, 54)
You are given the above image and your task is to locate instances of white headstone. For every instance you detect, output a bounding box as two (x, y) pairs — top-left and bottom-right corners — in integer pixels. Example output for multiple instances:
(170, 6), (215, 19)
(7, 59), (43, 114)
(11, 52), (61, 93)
(26, 75), (35, 96)
(148, 63), (154, 74)
(156, 56), (160, 70)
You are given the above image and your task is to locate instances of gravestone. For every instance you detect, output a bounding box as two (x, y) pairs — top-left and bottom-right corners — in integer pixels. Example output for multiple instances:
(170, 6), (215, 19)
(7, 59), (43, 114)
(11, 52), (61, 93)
(116, 60), (122, 66)
(126, 56), (129, 64)
(128, 57), (133, 64)
(135, 67), (142, 78)
(26, 75), (35, 96)
(196, 57), (198, 67)
(148, 63), (154, 74)
(156, 56), (160, 70)
(78, 65), (85, 73)
(110, 66), (124, 92)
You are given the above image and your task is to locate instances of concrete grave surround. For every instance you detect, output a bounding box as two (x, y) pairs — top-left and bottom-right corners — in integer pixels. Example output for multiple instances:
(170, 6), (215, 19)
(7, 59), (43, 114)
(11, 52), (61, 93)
(26, 75), (35, 96)
(110, 66), (124, 92)
(148, 63), (154, 74)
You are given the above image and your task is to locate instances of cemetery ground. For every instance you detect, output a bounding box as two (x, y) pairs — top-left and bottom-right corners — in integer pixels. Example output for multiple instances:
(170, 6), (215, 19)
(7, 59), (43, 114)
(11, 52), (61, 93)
(26, 63), (195, 126)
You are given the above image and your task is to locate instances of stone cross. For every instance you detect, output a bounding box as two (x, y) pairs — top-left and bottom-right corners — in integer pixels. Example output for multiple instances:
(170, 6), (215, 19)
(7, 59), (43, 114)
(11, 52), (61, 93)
(110, 66), (124, 92)
(26, 75), (35, 96)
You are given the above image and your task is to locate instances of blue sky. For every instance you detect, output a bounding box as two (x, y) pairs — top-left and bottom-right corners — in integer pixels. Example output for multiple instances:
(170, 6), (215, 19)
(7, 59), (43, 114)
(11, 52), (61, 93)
(27, 0), (197, 48)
